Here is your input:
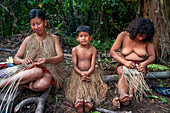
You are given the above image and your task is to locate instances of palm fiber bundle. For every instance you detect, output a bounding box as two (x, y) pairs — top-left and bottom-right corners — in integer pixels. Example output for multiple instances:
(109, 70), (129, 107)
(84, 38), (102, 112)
(123, 66), (151, 102)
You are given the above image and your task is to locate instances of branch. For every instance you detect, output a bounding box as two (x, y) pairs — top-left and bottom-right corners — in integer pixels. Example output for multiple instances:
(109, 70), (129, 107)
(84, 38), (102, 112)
(0, 4), (16, 18)
(35, 84), (52, 113)
(0, 48), (17, 52)
(102, 71), (170, 82)
(96, 108), (117, 113)
(14, 84), (52, 113)
(96, 108), (131, 113)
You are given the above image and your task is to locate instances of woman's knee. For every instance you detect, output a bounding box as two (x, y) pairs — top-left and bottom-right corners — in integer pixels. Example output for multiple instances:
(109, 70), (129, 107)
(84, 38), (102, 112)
(117, 66), (123, 78)
(30, 67), (43, 79)
(33, 80), (50, 91)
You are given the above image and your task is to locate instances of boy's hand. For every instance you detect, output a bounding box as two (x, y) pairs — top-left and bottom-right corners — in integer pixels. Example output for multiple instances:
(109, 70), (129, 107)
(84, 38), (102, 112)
(81, 76), (86, 82)
(81, 72), (90, 82)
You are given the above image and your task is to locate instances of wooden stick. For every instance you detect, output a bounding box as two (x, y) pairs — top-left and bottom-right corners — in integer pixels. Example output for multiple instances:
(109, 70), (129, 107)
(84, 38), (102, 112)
(102, 71), (170, 82)
(96, 108), (132, 113)
(96, 108), (117, 113)
(14, 97), (38, 112)
(35, 84), (52, 113)
(14, 84), (52, 113)
(0, 48), (17, 52)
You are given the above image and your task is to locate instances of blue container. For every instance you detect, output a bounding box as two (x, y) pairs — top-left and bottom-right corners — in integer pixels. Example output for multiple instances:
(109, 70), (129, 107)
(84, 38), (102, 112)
(7, 63), (14, 67)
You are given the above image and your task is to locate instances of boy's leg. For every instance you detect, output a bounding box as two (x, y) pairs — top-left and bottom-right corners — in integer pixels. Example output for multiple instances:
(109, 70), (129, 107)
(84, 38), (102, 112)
(75, 90), (83, 113)
(84, 96), (93, 112)
(112, 97), (120, 108)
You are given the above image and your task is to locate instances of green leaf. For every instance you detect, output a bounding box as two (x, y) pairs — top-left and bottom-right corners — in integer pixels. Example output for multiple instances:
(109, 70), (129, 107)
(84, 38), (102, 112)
(146, 95), (158, 98)
(159, 80), (164, 87)
(55, 96), (58, 102)
(147, 64), (170, 71)
(91, 111), (100, 113)
(159, 97), (167, 103)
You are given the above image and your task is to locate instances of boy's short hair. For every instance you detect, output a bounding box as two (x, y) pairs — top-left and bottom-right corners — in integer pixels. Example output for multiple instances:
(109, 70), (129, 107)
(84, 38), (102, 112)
(76, 25), (92, 36)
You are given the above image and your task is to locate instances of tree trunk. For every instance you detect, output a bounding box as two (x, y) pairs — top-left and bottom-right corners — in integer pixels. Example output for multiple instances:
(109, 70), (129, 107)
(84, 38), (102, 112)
(137, 0), (170, 66)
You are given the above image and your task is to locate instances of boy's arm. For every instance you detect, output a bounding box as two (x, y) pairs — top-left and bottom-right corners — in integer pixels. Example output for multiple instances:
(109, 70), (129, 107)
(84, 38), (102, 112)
(86, 47), (97, 76)
(72, 47), (83, 76)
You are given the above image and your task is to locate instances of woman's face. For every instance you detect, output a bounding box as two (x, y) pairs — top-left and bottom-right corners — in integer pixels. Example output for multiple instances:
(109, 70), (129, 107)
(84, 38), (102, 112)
(137, 34), (146, 41)
(30, 17), (47, 35)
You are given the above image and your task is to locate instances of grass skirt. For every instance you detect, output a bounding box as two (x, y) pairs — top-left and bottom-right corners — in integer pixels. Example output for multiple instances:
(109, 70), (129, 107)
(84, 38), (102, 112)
(123, 66), (151, 102)
(65, 69), (108, 105)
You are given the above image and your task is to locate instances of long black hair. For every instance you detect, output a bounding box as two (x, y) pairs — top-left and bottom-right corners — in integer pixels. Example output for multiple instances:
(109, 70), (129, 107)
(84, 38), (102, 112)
(27, 9), (46, 22)
(127, 17), (155, 42)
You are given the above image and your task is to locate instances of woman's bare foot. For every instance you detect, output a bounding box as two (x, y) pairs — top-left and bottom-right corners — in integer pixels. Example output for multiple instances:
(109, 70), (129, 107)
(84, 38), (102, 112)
(75, 99), (84, 113)
(84, 99), (93, 112)
(119, 93), (133, 106)
(112, 97), (120, 109)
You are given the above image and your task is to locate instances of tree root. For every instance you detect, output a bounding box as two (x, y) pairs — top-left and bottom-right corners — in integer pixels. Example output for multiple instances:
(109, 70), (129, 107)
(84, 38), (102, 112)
(14, 84), (52, 113)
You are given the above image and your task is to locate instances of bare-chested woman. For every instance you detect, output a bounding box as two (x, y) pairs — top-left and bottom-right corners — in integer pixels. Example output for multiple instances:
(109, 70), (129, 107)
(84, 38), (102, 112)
(65, 25), (107, 113)
(110, 18), (155, 108)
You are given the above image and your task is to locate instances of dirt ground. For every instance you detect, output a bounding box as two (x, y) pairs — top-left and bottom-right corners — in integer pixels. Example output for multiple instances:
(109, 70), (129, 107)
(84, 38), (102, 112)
(0, 50), (169, 113)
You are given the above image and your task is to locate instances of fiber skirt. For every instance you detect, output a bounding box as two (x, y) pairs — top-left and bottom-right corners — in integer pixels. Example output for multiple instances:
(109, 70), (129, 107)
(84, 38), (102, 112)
(65, 69), (108, 105)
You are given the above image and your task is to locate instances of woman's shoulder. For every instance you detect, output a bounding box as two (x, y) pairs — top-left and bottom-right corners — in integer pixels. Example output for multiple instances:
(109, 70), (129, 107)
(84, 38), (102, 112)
(119, 31), (128, 37)
(51, 34), (59, 39)
(47, 33), (59, 42)
(24, 34), (34, 42)
(117, 31), (128, 41)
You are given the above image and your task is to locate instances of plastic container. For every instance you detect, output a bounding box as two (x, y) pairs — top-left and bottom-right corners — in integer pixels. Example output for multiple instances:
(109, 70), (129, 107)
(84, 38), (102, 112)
(6, 63), (14, 67)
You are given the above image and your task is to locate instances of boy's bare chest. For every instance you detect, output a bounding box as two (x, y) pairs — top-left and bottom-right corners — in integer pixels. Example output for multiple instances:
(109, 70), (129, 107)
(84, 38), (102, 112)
(77, 49), (92, 60)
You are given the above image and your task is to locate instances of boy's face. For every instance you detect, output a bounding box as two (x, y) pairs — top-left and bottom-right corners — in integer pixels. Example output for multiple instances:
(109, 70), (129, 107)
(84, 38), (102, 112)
(77, 32), (92, 46)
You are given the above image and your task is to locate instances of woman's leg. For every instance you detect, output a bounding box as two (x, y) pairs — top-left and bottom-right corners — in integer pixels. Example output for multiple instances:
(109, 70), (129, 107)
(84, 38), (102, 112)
(112, 66), (133, 108)
(28, 72), (52, 91)
(0, 67), (43, 88)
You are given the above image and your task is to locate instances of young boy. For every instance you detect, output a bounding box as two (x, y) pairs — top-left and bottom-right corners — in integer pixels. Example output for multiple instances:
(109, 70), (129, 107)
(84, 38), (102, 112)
(65, 25), (108, 113)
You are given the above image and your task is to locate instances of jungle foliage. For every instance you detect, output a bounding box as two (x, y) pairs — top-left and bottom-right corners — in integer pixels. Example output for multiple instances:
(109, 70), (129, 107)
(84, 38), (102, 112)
(0, 0), (138, 50)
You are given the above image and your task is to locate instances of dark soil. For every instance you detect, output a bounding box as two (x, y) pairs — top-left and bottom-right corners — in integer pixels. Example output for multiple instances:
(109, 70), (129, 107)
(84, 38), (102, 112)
(0, 34), (169, 113)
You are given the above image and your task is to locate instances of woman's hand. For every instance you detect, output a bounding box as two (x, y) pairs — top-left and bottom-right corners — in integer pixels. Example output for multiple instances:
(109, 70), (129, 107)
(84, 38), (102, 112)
(35, 58), (46, 67)
(124, 60), (136, 69)
(21, 58), (33, 66)
(136, 62), (147, 74)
